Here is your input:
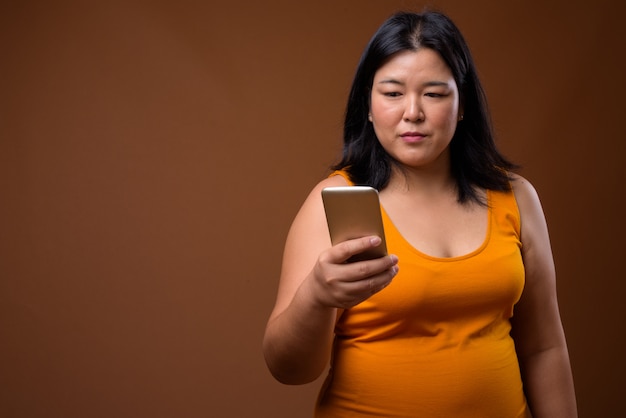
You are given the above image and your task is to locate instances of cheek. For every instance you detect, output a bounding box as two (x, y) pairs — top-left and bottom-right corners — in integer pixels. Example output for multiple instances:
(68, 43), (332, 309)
(432, 105), (459, 130)
(369, 102), (385, 120)
(370, 106), (401, 131)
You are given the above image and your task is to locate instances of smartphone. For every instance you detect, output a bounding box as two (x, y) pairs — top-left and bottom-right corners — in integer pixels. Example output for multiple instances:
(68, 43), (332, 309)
(321, 186), (387, 262)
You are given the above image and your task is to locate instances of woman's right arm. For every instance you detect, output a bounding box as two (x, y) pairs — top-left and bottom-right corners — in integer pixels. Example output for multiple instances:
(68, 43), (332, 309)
(262, 176), (398, 385)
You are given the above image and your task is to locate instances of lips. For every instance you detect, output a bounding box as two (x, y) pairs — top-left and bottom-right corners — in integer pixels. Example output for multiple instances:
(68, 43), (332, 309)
(400, 131), (426, 142)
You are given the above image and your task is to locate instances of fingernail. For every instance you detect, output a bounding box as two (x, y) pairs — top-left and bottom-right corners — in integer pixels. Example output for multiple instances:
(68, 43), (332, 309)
(370, 236), (381, 245)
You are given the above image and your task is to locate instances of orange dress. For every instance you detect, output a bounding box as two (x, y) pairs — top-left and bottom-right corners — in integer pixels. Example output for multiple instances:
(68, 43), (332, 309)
(315, 173), (530, 417)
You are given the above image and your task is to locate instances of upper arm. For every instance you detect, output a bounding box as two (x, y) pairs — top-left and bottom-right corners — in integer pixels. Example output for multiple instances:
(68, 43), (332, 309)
(267, 175), (349, 321)
(510, 174), (567, 357)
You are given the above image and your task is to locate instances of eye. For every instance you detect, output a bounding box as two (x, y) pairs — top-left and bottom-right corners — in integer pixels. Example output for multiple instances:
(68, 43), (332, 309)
(383, 91), (402, 97)
(425, 92), (446, 98)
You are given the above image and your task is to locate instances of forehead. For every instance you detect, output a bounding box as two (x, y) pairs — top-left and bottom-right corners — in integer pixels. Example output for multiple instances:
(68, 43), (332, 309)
(374, 48), (454, 82)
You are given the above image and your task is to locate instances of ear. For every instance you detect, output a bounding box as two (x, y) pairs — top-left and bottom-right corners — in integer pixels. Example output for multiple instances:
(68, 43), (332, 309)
(368, 113), (373, 122)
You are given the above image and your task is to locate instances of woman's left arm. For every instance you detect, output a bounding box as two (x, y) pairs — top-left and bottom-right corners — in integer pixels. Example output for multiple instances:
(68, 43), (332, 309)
(510, 175), (578, 417)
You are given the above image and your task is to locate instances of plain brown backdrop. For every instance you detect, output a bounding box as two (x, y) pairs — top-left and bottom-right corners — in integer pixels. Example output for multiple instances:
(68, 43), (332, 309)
(1, 1), (624, 417)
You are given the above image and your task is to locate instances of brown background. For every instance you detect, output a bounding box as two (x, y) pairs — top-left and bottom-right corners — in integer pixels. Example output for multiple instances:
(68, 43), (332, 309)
(1, 0), (624, 417)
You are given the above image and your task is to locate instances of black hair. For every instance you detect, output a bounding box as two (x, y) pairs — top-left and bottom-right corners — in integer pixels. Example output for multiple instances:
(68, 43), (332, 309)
(332, 11), (517, 204)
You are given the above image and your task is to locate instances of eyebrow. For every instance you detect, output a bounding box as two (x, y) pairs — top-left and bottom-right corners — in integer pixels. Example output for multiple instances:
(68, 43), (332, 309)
(377, 79), (451, 87)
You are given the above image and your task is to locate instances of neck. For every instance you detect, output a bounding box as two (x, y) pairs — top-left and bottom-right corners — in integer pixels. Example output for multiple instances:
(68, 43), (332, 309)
(386, 159), (456, 198)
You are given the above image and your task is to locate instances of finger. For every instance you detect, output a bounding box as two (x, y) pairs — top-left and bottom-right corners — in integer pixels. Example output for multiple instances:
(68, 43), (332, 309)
(368, 264), (399, 294)
(332, 235), (384, 263)
(345, 264), (399, 307)
(340, 253), (398, 282)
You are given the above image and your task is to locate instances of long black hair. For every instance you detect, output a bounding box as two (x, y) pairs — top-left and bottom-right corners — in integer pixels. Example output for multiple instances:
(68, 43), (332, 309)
(333, 11), (517, 204)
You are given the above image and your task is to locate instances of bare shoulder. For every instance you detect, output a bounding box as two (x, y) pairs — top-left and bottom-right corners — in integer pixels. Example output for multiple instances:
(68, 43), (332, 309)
(509, 173), (539, 202)
(285, 174), (350, 248)
(284, 173), (350, 265)
(508, 173), (550, 249)
(509, 173), (544, 216)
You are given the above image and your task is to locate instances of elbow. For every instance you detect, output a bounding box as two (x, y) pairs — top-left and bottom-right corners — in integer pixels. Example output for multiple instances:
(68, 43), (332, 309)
(263, 353), (324, 385)
(268, 366), (321, 386)
(262, 339), (324, 385)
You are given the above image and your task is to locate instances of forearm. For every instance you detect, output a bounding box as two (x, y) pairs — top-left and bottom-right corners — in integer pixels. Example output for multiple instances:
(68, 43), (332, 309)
(263, 279), (337, 385)
(520, 345), (577, 417)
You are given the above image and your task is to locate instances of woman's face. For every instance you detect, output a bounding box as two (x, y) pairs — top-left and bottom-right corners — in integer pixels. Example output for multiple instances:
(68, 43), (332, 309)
(369, 48), (461, 171)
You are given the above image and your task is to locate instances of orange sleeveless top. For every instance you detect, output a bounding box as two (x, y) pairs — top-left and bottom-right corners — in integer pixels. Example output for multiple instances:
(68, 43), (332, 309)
(315, 172), (530, 418)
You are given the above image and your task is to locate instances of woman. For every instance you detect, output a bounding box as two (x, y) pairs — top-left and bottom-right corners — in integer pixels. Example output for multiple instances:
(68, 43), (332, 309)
(263, 11), (577, 417)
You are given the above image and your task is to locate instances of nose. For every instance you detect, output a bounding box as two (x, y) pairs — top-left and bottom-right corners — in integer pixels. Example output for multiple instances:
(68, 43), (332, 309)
(403, 96), (424, 122)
